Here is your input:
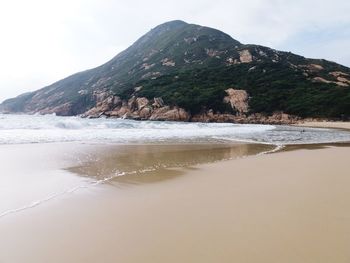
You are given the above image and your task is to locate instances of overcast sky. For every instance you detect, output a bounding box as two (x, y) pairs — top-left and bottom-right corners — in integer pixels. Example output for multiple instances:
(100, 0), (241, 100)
(0, 0), (349, 102)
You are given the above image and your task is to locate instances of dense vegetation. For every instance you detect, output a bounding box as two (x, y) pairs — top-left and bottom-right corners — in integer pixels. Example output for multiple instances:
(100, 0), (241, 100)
(128, 62), (350, 118)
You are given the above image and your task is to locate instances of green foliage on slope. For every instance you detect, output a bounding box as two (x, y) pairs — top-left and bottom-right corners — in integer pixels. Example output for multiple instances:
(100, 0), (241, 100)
(132, 62), (350, 118)
(1, 20), (350, 119)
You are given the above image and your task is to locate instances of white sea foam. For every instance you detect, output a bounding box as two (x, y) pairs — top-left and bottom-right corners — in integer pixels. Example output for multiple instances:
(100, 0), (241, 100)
(1, 114), (350, 145)
(257, 144), (285, 155)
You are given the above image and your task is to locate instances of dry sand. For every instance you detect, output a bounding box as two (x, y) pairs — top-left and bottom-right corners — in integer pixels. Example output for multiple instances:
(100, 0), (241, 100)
(297, 121), (350, 130)
(0, 140), (350, 263)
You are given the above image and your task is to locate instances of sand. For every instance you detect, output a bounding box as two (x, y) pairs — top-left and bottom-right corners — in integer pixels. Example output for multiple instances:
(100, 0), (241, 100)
(297, 121), (350, 130)
(0, 140), (350, 262)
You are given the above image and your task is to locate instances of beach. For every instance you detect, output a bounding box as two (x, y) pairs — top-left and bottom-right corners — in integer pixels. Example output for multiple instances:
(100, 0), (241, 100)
(1, 3), (350, 262)
(297, 121), (350, 130)
(0, 135), (350, 262)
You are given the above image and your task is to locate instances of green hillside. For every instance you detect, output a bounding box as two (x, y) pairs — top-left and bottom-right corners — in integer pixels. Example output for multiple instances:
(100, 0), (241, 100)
(1, 20), (350, 120)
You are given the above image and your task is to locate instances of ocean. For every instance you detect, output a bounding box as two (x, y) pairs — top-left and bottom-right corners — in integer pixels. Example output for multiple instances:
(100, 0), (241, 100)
(1, 114), (350, 145)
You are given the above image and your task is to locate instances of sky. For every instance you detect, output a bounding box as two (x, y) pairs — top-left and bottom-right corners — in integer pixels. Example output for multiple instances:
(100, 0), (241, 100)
(0, 0), (349, 103)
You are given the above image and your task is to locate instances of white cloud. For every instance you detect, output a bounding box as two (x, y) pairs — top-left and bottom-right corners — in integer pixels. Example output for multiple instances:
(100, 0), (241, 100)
(0, 0), (349, 102)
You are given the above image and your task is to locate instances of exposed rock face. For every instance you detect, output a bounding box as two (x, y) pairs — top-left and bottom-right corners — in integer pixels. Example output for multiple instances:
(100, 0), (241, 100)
(161, 58), (176, 67)
(224, 89), (249, 114)
(136, 97), (149, 110)
(93, 90), (111, 103)
(313, 76), (349, 87)
(337, 77), (350, 84)
(81, 81), (299, 124)
(152, 97), (165, 108)
(83, 96), (190, 121)
(206, 49), (222, 58)
(255, 112), (299, 124)
(239, 50), (253, 63)
(298, 65), (350, 87)
(312, 77), (332, 84)
(191, 112), (236, 123)
(332, 73), (350, 84)
(150, 106), (190, 121)
(299, 64), (324, 73)
(191, 111), (299, 124)
(83, 91), (119, 117)
(226, 57), (240, 65)
(329, 71), (350, 78)
(335, 81), (350, 87)
(308, 64), (324, 71)
(82, 93), (298, 125)
(139, 107), (152, 119)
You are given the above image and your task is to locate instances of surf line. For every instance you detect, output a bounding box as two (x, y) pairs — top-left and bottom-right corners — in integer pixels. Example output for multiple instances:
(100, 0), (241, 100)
(257, 144), (285, 155)
(0, 167), (159, 219)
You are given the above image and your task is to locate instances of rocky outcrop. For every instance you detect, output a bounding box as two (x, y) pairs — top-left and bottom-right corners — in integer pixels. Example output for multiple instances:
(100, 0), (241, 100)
(191, 111), (298, 124)
(329, 71), (350, 78)
(191, 111), (236, 123)
(308, 64), (324, 72)
(82, 94), (190, 121)
(313, 76), (349, 87)
(224, 89), (249, 114)
(251, 112), (299, 124)
(205, 49), (223, 58)
(150, 106), (190, 121)
(312, 77), (332, 84)
(161, 58), (176, 67)
(152, 97), (165, 108)
(239, 50), (253, 63)
(303, 68), (350, 87)
(82, 91), (298, 125)
(329, 72), (350, 86)
(83, 91), (121, 117)
(299, 64), (324, 73)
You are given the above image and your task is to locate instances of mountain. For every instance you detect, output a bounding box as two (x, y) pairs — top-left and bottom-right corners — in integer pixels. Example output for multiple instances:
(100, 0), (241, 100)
(1, 20), (350, 123)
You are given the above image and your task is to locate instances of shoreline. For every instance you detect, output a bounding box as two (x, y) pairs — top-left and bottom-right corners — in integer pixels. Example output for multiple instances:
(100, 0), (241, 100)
(1, 123), (350, 262)
(295, 121), (350, 131)
(2, 111), (350, 124)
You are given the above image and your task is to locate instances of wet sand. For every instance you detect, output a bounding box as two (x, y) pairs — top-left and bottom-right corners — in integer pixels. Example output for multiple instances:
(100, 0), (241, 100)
(0, 142), (270, 216)
(0, 142), (350, 262)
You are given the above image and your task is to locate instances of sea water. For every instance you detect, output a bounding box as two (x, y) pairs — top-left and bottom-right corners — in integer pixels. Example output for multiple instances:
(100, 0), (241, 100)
(1, 113), (350, 145)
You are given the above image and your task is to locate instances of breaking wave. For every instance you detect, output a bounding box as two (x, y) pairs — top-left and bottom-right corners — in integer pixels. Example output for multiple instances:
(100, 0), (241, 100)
(0, 114), (350, 145)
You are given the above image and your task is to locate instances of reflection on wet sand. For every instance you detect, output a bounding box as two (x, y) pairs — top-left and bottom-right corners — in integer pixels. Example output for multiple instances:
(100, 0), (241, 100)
(282, 142), (350, 152)
(68, 143), (273, 185)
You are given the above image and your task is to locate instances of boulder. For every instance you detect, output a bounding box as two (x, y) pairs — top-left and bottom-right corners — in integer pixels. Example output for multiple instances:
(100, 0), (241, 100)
(139, 107), (152, 119)
(136, 97), (150, 110)
(150, 106), (190, 121)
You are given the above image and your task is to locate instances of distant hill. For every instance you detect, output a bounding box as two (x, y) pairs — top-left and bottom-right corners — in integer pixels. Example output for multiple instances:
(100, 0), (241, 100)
(1, 20), (350, 123)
